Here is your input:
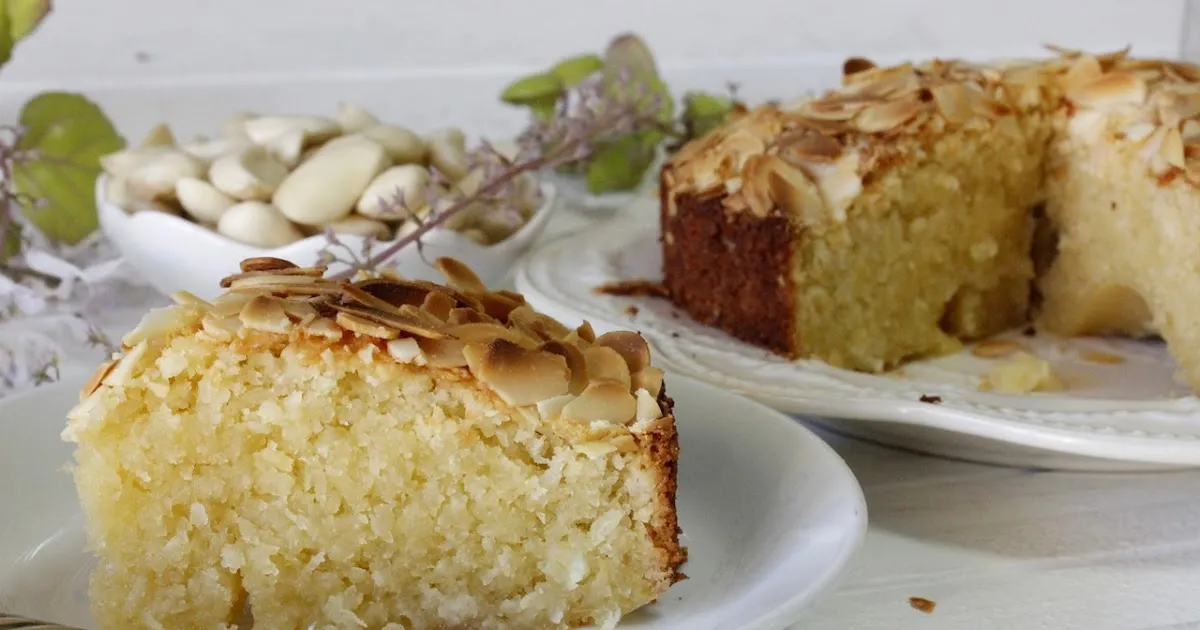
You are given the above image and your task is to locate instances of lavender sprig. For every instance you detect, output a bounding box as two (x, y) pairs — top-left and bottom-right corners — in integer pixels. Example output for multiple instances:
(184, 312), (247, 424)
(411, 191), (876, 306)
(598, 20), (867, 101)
(328, 73), (671, 278)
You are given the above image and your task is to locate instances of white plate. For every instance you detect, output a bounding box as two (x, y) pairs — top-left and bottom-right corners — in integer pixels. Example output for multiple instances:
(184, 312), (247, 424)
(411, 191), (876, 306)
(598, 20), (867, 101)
(0, 372), (866, 630)
(514, 204), (1200, 472)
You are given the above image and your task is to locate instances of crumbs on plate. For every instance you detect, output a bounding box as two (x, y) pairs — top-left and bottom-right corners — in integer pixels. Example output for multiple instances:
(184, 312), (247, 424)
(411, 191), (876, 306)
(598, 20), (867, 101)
(908, 596), (936, 614)
(978, 351), (1063, 394)
(918, 394), (942, 404)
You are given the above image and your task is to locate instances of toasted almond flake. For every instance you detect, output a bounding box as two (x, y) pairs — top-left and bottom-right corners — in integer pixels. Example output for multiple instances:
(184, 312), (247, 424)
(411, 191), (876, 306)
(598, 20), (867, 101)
(239, 256), (298, 273)
(508, 306), (572, 342)
(971, 339), (1026, 358)
(930, 83), (978, 125)
(444, 322), (538, 347)
(421, 291), (457, 321)
(635, 388), (663, 422)
(220, 266), (328, 288)
(170, 291), (210, 307)
(200, 313), (240, 340)
(632, 367), (665, 398)
(415, 337), (468, 367)
(1068, 72), (1147, 109)
(778, 131), (843, 162)
(583, 346), (632, 389)
(842, 56), (877, 77)
(463, 338), (570, 406)
(1081, 349), (1126, 365)
(335, 312), (398, 339)
(576, 321), (597, 344)
(103, 341), (148, 388)
(853, 98), (923, 133)
(1122, 122), (1157, 143)
(435, 257), (487, 293)
(239, 295), (292, 333)
(537, 394), (576, 422)
(1161, 126), (1186, 169)
(447, 307), (490, 325)
(122, 305), (195, 347)
(80, 360), (117, 399)
(594, 331), (652, 374)
(475, 291), (524, 321)
(539, 340), (589, 395)
(281, 300), (319, 326)
(328, 303), (446, 339)
(1060, 54), (1104, 93)
(561, 379), (637, 424)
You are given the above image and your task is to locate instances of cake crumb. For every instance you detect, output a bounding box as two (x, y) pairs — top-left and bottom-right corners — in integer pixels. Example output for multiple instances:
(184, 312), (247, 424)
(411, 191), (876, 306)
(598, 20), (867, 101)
(979, 351), (1063, 393)
(919, 394), (942, 404)
(624, 305), (640, 317)
(909, 597), (936, 614)
(970, 338), (1025, 358)
(1022, 326), (1037, 337)
(595, 279), (669, 298)
(1080, 348), (1125, 365)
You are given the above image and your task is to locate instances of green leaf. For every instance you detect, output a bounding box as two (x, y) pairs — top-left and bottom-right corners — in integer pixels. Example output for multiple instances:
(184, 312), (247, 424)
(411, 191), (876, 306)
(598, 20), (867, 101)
(500, 71), (564, 106)
(682, 91), (736, 139)
(585, 132), (658, 194)
(13, 92), (126, 244)
(6, 0), (50, 41)
(549, 54), (603, 88)
(0, 2), (14, 66)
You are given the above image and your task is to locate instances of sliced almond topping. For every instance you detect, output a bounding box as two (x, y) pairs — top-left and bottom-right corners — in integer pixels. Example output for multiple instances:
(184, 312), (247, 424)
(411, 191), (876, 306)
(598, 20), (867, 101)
(931, 83), (981, 125)
(170, 291), (210, 307)
(778, 131), (843, 162)
(122, 305), (197, 347)
(475, 291), (524, 321)
(415, 337), (468, 367)
(594, 331), (652, 374)
(353, 278), (435, 308)
(201, 313), (241, 340)
(635, 388), (663, 422)
(444, 322), (538, 348)
(240, 256), (298, 273)
(335, 312), (399, 339)
(281, 300), (320, 326)
(853, 98), (923, 133)
(560, 379), (637, 425)
(103, 341), (149, 388)
(422, 291), (457, 321)
(447, 307), (490, 325)
(536, 394), (576, 422)
(301, 317), (344, 341)
(508, 306), (572, 342)
(1161, 126), (1186, 169)
(842, 56), (877, 77)
(462, 338), (570, 406)
(583, 346), (632, 389)
(1060, 54), (1104, 93)
(239, 295), (292, 333)
(1121, 122), (1157, 143)
(80, 360), (117, 399)
(576, 321), (597, 344)
(220, 266), (328, 288)
(328, 303), (447, 339)
(386, 337), (426, 365)
(1068, 72), (1147, 110)
(632, 366), (665, 398)
(435, 257), (487, 293)
(1183, 120), (1200, 141)
(539, 340), (589, 395)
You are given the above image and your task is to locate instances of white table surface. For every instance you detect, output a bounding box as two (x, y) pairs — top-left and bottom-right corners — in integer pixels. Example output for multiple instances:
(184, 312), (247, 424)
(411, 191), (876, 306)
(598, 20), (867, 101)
(12, 202), (1200, 630)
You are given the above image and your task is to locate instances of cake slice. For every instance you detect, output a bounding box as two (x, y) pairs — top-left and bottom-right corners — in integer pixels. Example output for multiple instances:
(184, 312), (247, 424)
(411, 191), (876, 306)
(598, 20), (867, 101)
(64, 256), (685, 630)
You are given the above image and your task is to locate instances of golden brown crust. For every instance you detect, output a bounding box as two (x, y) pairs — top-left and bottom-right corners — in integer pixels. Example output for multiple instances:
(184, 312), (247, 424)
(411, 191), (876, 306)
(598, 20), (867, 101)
(644, 384), (687, 586)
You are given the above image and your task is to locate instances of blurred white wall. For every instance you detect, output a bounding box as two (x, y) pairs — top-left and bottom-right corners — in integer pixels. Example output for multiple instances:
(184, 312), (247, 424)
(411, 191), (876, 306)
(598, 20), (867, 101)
(1, 0), (1194, 142)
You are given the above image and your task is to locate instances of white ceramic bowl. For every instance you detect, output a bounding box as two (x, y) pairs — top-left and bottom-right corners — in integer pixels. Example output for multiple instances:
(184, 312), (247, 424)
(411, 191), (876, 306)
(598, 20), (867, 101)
(95, 176), (558, 300)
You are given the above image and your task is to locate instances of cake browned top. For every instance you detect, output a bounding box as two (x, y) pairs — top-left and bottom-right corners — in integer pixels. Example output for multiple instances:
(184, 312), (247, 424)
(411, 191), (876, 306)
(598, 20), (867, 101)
(79, 256), (670, 433)
(663, 47), (1200, 226)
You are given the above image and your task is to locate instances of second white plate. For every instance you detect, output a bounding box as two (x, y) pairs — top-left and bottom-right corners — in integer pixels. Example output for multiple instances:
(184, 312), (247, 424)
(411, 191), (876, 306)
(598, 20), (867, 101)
(515, 204), (1200, 472)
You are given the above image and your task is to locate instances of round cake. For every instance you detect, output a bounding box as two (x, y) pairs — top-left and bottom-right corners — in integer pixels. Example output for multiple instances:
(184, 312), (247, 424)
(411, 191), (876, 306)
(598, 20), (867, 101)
(660, 46), (1200, 390)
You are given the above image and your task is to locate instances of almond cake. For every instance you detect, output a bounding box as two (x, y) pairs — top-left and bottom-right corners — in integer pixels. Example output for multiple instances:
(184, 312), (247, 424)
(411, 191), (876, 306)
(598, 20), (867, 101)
(661, 47), (1200, 390)
(63, 256), (685, 630)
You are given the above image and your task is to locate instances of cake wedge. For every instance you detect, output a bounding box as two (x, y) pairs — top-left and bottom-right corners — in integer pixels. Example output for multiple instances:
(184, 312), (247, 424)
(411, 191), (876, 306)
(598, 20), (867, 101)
(64, 256), (685, 630)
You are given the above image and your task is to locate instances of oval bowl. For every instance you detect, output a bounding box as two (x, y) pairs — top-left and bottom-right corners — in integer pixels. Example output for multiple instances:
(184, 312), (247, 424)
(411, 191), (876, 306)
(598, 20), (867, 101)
(95, 176), (557, 300)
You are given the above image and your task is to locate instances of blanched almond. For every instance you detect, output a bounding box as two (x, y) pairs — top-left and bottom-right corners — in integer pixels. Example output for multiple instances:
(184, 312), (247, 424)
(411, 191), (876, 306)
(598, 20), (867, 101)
(209, 147), (290, 201)
(176, 177), (236, 223)
(273, 136), (390, 225)
(216, 201), (304, 248)
(337, 102), (381, 134)
(357, 164), (431, 218)
(360, 124), (427, 164)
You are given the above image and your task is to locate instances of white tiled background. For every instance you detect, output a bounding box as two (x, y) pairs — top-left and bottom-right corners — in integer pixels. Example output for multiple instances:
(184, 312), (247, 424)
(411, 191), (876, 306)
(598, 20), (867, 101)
(2, 0), (1197, 142)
